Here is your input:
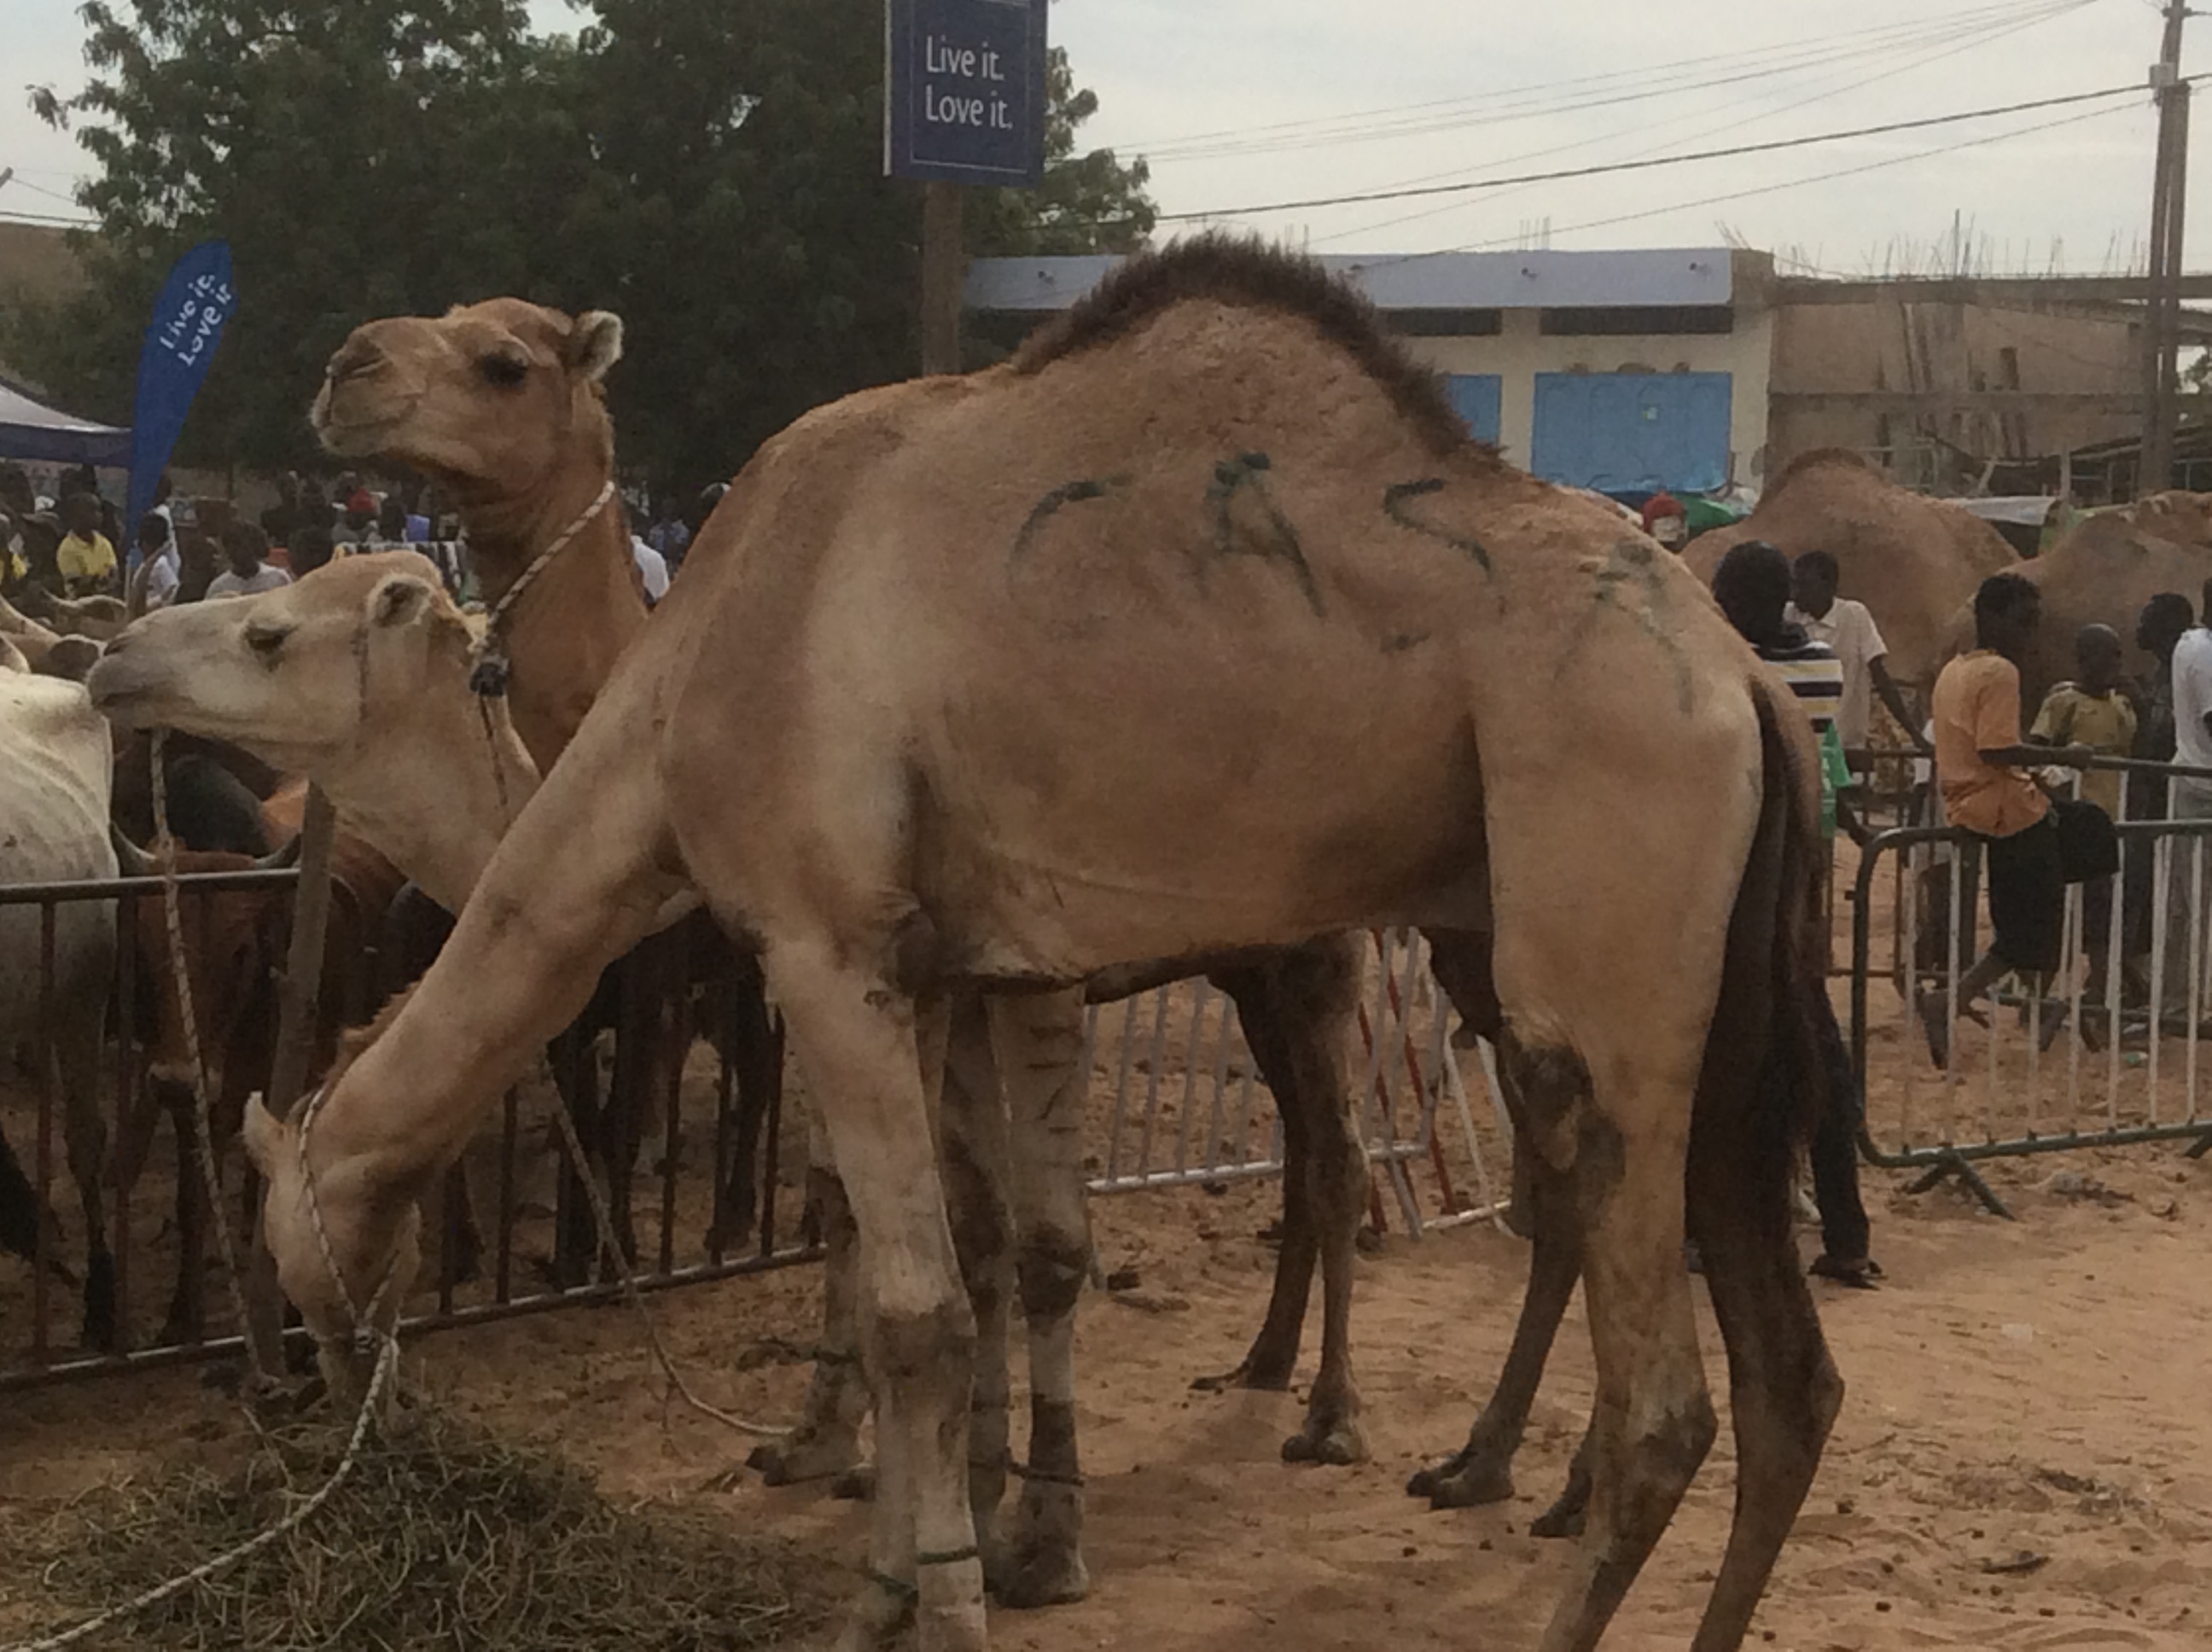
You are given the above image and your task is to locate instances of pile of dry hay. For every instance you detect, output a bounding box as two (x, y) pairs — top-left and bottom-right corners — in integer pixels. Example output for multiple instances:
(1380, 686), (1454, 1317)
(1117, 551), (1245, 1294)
(24, 1404), (831, 1650)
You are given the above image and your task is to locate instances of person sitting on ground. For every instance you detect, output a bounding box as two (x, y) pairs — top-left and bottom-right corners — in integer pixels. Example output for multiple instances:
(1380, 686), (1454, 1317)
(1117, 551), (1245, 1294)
(2030, 624), (2136, 1001)
(1710, 538), (1880, 1287)
(1787, 550), (1930, 759)
(205, 522), (292, 598)
(1922, 573), (2094, 1065)
(55, 492), (119, 598)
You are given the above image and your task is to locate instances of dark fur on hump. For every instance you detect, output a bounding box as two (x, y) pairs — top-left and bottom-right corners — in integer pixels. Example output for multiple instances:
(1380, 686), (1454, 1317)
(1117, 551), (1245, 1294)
(1011, 233), (1476, 460)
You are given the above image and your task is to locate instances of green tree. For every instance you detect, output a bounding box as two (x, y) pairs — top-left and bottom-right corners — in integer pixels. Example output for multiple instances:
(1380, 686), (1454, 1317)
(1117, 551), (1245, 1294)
(969, 47), (1155, 258)
(16, 1), (591, 471)
(13, 0), (1154, 490)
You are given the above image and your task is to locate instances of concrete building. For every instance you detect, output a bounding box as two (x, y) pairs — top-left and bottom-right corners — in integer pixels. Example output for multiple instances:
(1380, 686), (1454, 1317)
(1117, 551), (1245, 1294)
(967, 246), (2210, 501)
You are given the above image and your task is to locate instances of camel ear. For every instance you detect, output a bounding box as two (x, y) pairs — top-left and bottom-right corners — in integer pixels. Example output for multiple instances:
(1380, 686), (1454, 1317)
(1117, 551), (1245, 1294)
(241, 1096), (289, 1178)
(370, 573), (437, 631)
(568, 311), (623, 382)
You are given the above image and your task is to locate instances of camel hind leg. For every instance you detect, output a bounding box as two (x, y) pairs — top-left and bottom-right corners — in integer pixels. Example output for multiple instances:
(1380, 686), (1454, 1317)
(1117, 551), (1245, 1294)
(1407, 929), (1588, 1512)
(1221, 939), (1367, 1468)
(987, 985), (1094, 1609)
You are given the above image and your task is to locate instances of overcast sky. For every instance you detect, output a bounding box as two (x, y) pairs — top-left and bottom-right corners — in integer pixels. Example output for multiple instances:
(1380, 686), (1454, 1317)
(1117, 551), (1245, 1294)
(1, 0), (2201, 274)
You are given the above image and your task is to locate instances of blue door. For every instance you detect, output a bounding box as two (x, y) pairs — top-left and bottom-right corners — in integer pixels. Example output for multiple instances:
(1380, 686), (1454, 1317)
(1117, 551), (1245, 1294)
(1529, 372), (1732, 494)
(1443, 374), (1502, 445)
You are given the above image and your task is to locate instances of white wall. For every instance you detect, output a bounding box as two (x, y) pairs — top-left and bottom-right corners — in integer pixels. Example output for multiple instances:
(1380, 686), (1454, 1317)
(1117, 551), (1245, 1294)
(1406, 305), (1776, 486)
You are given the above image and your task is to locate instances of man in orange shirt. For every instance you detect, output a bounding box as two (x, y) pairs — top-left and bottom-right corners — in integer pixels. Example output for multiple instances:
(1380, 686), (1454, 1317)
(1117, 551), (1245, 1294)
(1922, 573), (2093, 1065)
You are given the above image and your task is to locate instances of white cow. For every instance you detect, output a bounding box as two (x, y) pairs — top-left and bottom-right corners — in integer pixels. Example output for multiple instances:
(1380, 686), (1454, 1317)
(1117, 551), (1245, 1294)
(0, 666), (119, 1349)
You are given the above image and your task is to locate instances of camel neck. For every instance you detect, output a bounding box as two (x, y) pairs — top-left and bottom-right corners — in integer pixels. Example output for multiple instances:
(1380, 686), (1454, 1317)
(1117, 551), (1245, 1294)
(319, 684), (540, 916)
(451, 448), (649, 771)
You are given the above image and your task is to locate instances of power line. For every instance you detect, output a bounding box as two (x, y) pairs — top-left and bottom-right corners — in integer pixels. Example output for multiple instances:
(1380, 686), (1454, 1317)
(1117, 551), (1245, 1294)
(1121, 0), (2084, 160)
(1362, 101), (2139, 269)
(0, 207), (96, 227)
(1310, 0), (2095, 247)
(1155, 77), (2176, 224)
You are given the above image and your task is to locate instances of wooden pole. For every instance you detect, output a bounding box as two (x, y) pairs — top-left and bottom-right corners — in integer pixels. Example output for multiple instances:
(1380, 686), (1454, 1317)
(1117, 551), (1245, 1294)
(243, 782), (339, 1380)
(2143, 0), (2192, 496)
(921, 179), (965, 375)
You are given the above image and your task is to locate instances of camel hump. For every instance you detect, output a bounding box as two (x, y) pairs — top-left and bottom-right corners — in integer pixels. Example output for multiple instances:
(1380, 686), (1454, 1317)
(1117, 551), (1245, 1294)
(1011, 232), (1475, 461)
(1765, 448), (1877, 496)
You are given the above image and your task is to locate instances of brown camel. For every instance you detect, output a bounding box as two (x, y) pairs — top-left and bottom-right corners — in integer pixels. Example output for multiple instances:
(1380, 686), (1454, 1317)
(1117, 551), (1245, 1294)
(116, 300), (1370, 1606)
(1934, 503), (2212, 710)
(243, 240), (1838, 1652)
(92, 553), (538, 914)
(1686, 449), (2016, 692)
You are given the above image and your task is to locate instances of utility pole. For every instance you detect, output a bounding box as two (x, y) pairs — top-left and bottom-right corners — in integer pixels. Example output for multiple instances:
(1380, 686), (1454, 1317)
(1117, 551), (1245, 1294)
(2142, 0), (2193, 496)
(920, 179), (964, 375)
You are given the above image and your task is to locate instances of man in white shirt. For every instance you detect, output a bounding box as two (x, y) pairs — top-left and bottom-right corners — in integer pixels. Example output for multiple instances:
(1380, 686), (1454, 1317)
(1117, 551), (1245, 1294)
(206, 524), (294, 599)
(1787, 550), (1929, 755)
(2160, 584), (2212, 1009)
(134, 512), (181, 610)
(2170, 593), (2212, 804)
(632, 534), (669, 606)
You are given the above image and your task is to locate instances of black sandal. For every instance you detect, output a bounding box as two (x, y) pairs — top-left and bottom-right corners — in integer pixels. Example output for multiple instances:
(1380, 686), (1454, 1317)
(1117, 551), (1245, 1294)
(1810, 1254), (1883, 1289)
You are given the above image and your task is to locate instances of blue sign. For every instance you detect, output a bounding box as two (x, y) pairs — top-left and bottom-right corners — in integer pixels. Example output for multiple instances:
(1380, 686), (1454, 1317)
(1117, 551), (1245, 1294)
(885, 0), (1048, 188)
(128, 240), (237, 542)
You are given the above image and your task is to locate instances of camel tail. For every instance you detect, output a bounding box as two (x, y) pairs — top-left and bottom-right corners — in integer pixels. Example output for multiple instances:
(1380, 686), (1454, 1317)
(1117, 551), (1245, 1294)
(1691, 678), (1833, 1221)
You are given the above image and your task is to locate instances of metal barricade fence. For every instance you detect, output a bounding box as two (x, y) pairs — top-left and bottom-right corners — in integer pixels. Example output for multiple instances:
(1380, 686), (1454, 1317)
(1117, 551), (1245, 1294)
(5, 875), (1514, 1388)
(1080, 929), (1520, 1236)
(0, 875), (816, 1392)
(1849, 756), (2212, 1216)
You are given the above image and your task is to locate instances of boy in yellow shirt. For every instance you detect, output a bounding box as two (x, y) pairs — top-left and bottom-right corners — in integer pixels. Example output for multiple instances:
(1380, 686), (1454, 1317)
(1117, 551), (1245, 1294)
(2031, 623), (2137, 998)
(55, 492), (118, 597)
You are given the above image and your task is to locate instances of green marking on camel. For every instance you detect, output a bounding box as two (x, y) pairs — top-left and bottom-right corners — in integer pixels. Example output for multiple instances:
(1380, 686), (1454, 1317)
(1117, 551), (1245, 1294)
(1563, 538), (1696, 713)
(1008, 476), (1122, 578)
(1201, 452), (1325, 619)
(1381, 478), (1493, 574)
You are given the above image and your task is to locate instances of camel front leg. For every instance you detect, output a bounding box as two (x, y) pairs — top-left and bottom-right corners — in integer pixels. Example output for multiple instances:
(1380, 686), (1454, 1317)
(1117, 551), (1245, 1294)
(986, 986), (1091, 1609)
(771, 944), (987, 1652)
(748, 1117), (870, 1489)
(940, 989), (1015, 1556)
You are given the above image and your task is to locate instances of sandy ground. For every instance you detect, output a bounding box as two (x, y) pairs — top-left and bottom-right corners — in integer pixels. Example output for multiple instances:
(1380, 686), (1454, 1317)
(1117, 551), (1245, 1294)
(6, 843), (2212, 1649)
(5, 1128), (2209, 1652)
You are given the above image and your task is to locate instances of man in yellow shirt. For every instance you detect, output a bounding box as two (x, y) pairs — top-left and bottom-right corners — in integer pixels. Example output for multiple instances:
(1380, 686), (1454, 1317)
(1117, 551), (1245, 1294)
(55, 492), (119, 597)
(1923, 573), (2093, 1066)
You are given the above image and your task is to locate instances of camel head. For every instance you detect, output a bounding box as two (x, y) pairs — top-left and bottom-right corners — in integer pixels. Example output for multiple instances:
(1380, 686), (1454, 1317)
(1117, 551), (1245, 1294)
(311, 299), (623, 509)
(90, 552), (470, 772)
(242, 1063), (422, 1397)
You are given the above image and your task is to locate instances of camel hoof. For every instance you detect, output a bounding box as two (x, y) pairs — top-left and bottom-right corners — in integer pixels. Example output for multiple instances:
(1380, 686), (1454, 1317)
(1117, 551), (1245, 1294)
(988, 1542), (1091, 1609)
(832, 1464), (878, 1502)
(748, 1428), (864, 1488)
(1529, 1490), (1589, 1539)
(1282, 1415), (1367, 1467)
(1419, 1453), (1516, 1509)
(989, 1482), (1089, 1608)
(1190, 1352), (1295, 1394)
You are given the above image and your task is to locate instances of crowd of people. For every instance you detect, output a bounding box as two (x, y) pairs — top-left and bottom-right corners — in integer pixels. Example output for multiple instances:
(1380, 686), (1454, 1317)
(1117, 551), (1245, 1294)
(0, 461), (716, 618)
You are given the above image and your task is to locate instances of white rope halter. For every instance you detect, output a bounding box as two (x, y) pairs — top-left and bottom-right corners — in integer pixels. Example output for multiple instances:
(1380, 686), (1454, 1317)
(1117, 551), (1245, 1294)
(467, 478), (616, 697)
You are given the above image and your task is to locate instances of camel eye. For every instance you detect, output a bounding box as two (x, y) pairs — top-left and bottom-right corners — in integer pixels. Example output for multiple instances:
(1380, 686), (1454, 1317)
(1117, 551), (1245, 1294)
(478, 352), (529, 387)
(246, 623), (290, 661)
